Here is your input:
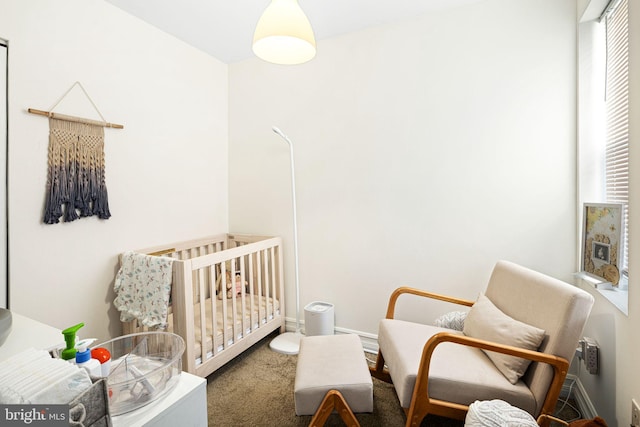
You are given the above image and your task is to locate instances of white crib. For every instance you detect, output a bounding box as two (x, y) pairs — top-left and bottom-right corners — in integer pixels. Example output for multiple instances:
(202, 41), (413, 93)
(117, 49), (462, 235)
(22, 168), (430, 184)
(121, 234), (285, 378)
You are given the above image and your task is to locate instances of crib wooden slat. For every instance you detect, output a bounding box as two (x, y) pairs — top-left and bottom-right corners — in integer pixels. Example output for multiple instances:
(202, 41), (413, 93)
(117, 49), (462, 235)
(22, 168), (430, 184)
(239, 256), (247, 334)
(248, 253), (256, 330)
(270, 247), (277, 319)
(197, 267), (207, 363)
(264, 248), (270, 319)
(276, 242), (285, 332)
(220, 261), (230, 348)
(173, 260), (196, 374)
(256, 248), (264, 326)
(230, 259), (239, 344)
(209, 264), (218, 358)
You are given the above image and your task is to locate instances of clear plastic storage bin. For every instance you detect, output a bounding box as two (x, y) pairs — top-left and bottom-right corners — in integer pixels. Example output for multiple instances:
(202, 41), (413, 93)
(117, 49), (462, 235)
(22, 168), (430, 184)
(95, 332), (185, 415)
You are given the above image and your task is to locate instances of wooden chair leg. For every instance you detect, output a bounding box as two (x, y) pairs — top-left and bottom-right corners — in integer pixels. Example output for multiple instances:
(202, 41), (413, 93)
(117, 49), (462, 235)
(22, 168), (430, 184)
(369, 351), (392, 383)
(537, 413), (569, 427)
(309, 390), (360, 427)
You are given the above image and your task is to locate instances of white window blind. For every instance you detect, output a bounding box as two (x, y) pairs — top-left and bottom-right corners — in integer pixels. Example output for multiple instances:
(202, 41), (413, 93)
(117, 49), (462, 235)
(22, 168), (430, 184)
(604, 0), (629, 274)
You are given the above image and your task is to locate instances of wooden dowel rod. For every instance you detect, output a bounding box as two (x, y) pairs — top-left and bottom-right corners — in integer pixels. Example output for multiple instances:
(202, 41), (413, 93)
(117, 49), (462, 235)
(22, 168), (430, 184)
(27, 108), (124, 129)
(148, 248), (177, 257)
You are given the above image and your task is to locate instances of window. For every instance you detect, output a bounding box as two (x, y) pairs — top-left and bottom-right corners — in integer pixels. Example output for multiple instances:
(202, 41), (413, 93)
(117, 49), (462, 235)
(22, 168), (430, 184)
(577, 0), (629, 313)
(603, 0), (629, 283)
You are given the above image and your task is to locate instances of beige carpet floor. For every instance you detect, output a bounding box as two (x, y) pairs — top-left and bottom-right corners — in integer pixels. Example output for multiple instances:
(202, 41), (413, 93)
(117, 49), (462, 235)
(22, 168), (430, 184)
(206, 332), (581, 426)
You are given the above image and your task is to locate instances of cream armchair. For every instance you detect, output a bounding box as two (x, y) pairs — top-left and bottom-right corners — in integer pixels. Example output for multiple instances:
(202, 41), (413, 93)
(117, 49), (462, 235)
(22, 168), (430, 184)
(370, 260), (594, 427)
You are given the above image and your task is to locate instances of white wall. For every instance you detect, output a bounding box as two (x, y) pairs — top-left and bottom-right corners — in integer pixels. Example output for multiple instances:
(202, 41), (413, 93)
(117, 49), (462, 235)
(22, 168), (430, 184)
(1, 0), (229, 341)
(229, 0), (577, 337)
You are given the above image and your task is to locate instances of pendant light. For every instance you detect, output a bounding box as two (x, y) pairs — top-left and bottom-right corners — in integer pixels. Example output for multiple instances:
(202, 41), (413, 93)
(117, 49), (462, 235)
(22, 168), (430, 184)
(252, 0), (316, 65)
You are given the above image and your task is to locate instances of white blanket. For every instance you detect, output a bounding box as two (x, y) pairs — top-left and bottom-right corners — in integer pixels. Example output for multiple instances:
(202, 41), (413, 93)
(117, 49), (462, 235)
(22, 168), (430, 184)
(464, 399), (538, 427)
(114, 252), (174, 329)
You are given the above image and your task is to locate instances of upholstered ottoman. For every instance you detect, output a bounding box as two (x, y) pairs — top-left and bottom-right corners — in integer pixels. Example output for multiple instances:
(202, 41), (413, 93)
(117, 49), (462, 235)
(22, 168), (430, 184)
(294, 334), (373, 423)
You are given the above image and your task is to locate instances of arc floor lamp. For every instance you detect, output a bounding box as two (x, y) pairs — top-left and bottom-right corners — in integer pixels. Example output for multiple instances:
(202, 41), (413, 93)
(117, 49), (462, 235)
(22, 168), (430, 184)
(269, 126), (303, 355)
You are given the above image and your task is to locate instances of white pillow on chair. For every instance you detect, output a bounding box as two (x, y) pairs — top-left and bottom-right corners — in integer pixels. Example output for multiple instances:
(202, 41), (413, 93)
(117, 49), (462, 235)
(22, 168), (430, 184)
(434, 311), (467, 331)
(463, 294), (546, 384)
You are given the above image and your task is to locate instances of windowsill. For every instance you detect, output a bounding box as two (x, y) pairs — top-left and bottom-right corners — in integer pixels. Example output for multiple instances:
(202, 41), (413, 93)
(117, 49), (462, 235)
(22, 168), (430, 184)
(573, 272), (628, 316)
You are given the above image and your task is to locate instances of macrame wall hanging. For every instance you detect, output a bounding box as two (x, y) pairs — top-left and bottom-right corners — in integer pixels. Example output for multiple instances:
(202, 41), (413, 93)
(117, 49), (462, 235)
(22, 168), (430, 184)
(28, 81), (124, 224)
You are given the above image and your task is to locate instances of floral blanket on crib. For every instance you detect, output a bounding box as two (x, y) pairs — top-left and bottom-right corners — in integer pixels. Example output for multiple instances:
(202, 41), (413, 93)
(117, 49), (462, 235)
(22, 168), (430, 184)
(113, 252), (173, 329)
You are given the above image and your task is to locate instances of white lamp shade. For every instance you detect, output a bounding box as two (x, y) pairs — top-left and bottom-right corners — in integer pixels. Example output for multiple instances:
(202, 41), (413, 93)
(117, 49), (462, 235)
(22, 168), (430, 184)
(253, 0), (316, 65)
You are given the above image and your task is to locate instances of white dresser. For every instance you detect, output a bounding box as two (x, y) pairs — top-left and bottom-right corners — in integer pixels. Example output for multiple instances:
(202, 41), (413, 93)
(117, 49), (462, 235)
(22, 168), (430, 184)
(112, 372), (206, 427)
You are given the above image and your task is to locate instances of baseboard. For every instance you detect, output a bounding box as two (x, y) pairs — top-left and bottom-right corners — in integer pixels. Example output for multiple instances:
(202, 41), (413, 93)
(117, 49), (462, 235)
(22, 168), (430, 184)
(334, 325), (379, 353)
(282, 318), (380, 353)
(564, 374), (598, 420)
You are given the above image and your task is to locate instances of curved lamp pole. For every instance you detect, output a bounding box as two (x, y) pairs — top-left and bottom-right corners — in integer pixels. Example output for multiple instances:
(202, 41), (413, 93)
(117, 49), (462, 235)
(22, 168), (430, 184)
(269, 126), (303, 354)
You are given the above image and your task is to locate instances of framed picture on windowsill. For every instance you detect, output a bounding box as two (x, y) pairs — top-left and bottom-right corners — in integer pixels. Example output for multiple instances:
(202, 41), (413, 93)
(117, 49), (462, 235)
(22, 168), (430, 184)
(581, 203), (624, 286)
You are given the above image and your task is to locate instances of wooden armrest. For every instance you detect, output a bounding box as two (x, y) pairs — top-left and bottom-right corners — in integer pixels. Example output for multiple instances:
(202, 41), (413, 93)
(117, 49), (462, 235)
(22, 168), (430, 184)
(412, 332), (569, 425)
(385, 286), (475, 319)
(537, 414), (569, 426)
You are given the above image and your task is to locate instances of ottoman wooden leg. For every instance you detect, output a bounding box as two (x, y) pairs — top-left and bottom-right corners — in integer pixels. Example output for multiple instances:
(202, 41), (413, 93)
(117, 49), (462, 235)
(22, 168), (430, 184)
(309, 389), (360, 427)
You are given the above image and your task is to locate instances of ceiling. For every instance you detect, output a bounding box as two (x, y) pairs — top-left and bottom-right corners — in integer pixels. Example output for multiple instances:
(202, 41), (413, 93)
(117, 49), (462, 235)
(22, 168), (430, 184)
(105, 0), (485, 64)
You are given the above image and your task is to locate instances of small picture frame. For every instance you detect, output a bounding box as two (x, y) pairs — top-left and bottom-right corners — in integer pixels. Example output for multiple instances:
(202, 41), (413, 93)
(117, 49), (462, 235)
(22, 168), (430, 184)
(581, 203), (624, 285)
(591, 241), (610, 263)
